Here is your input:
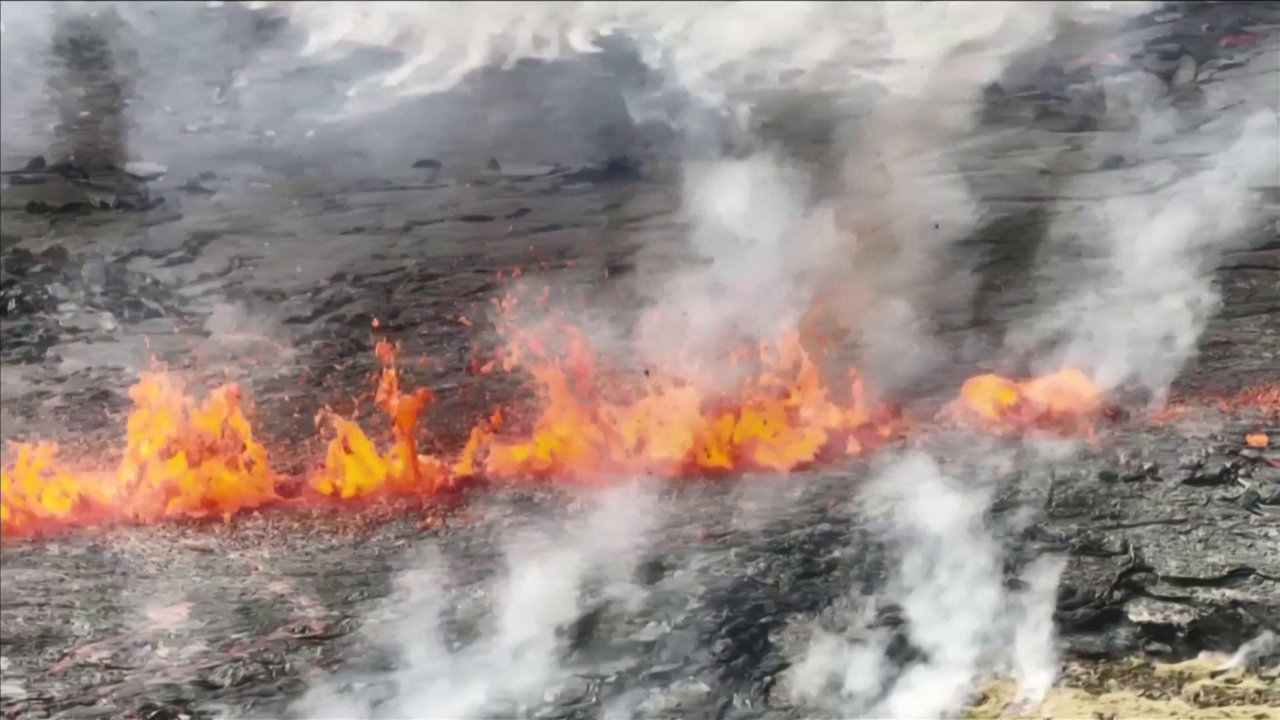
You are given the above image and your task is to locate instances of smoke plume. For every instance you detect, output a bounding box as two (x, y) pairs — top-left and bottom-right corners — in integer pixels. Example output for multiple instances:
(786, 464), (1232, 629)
(13, 1), (1269, 404)
(291, 481), (660, 719)
(787, 453), (1064, 718)
(258, 2), (1196, 396)
(1014, 108), (1279, 398)
(269, 1), (1260, 402)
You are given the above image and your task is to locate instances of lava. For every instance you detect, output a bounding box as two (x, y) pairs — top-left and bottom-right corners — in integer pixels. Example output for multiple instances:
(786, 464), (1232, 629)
(311, 340), (447, 499)
(1, 286), (1121, 538)
(453, 321), (902, 481)
(1221, 384), (1280, 416)
(1, 340), (439, 536)
(1, 374), (280, 536)
(945, 367), (1107, 437)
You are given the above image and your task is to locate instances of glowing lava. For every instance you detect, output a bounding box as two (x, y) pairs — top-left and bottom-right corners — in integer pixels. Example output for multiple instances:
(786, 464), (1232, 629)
(1222, 384), (1280, 416)
(1, 286), (1118, 538)
(453, 321), (902, 481)
(2, 374), (279, 536)
(0, 340), (445, 536)
(945, 367), (1106, 437)
(312, 340), (447, 499)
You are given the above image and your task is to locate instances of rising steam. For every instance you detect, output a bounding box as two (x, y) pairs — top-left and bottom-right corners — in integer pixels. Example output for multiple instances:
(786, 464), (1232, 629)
(293, 455), (1067, 719)
(292, 481), (661, 719)
(256, 3), (1269, 717)
(1017, 108), (1280, 397)
(12, 1), (1264, 403)
(787, 454), (1064, 718)
(269, 2), (1182, 389)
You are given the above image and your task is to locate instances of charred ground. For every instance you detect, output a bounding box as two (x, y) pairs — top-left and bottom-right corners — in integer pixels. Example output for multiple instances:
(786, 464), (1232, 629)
(2, 3), (1279, 719)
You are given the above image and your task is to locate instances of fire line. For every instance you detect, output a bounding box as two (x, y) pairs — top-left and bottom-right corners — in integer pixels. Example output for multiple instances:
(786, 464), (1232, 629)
(0, 286), (1161, 537)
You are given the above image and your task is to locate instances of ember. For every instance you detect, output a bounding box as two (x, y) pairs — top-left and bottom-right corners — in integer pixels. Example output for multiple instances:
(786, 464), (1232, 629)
(1, 288), (1120, 537)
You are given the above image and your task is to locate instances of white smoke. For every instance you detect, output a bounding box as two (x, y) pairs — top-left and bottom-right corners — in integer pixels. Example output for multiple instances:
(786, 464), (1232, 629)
(635, 152), (830, 371)
(20, 0), (1257, 398)
(263, 3), (1133, 111)
(0, 2), (60, 154)
(266, 3), (1161, 380)
(1017, 108), (1280, 397)
(788, 454), (1064, 718)
(9, 2), (1271, 398)
(291, 480), (660, 719)
(296, 458), (1067, 720)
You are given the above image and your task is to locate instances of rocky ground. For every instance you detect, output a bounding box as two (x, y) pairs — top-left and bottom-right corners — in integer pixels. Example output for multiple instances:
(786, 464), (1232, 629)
(2, 3), (1279, 719)
(1, 415), (1278, 719)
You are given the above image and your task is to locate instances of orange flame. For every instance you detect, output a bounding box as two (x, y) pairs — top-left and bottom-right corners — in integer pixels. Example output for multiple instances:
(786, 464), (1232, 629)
(311, 340), (446, 499)
(461, 333), (899, 480)
(0, 340), (448, 535)
(1, 286), (1126, 538)
(1, 373), (279, 535)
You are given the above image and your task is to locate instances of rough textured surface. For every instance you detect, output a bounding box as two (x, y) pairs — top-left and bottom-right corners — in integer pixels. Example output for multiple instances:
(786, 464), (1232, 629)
(1, 419), (1278, 719)
(2, 4), (1279, 719)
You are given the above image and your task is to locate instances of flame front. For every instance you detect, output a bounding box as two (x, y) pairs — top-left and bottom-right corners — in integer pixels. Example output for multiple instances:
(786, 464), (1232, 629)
(0, 340), (444, 535)
(1, 284), (1123, 538)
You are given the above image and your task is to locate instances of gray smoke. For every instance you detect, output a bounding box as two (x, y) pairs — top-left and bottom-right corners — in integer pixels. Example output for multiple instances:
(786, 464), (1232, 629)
(247, 3), (1162, 368)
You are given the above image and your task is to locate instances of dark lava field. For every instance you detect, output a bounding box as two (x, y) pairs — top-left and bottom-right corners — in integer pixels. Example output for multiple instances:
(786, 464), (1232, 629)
(1, 3), (1278, 719)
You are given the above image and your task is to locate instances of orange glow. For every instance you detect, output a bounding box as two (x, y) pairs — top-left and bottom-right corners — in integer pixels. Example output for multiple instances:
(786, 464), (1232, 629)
(0, 282), (1182, 539)
(1152, 382), (1280, 422)
(454, 319), (902, 481)
(945, 367), (1106, 437)
(310, 340), (447, 499)
(1245, 433), (1269, 449)
(2, 373), (279, 535)
(1222, 384), (1280, 416)
(0, 340), (449, 536)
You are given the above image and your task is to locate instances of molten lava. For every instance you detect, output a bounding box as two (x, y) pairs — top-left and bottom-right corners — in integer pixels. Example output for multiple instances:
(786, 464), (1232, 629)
(1223, 384), (1280, 416)
(0, 340), (445, 536)
(1, 373), (280, 536)
(453, 321), (902, 481)
(311, 340), (447, 499)
(1, 284), (1121, 539)
(946, 367), (1106, 437)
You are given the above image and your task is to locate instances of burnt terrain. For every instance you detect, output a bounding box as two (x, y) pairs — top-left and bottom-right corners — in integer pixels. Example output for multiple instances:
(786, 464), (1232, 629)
(2, 3), (1279, 719)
